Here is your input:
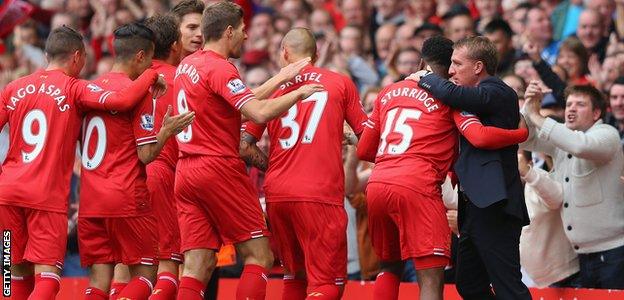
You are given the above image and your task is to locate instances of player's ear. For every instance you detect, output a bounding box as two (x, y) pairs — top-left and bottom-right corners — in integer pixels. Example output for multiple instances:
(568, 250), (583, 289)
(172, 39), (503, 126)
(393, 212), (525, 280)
(311, 51), (318, 64)
(171, 40), (181, 55)
(226, 25), (234, 39)
(72, 50), (81, 63)
(136, 50), (146, 63)
(418, 58), (425, 70)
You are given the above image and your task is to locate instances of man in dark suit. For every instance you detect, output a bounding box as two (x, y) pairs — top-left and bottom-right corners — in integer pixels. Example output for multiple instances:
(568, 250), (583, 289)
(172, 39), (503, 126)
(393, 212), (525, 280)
(412, 36), (531, 299)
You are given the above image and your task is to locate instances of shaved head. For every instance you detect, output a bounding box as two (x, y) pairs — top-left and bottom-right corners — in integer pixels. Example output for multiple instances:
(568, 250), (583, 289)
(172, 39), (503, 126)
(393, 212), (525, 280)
(281, 27), (317, 62)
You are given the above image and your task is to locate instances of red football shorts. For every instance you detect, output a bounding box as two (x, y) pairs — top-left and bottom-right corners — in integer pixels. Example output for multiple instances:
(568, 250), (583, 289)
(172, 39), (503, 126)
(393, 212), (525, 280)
(175, 156), (270, 252)
(147, 164), (183, 262)
(78, 215), (158, 267)
(266, 201), (347, 289)
(366, 183), (450, 268)
(0, 205), (66, 269)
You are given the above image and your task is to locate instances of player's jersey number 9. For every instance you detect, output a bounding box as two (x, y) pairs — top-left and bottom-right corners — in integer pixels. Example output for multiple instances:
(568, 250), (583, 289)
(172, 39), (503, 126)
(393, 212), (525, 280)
(279, 91), (328, 150)
(21, 109), (48, 163)
(81, 117), (107, 170)
(176, 89), (192, 143)
(378, 108), (422, 155)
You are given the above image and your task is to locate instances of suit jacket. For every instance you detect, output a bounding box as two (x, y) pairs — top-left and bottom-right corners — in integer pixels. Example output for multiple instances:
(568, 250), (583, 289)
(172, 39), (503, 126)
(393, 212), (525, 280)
(419, 74), (529, 224)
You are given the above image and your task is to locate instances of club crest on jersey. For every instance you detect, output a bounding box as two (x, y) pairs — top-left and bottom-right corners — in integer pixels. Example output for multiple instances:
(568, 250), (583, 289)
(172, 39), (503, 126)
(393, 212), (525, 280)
(86, 83), (103, 92)
(140, 114), (154, 131)
(227, 79), (246, 94)
(460, 111), (476, 117)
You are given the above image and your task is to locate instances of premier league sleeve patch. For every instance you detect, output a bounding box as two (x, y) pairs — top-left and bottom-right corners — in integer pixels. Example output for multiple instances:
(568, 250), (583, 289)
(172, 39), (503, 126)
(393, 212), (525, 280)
(86, 83), (103, 92)
(460, 111), (476, 117)
(227, 78), (247, 95)
(140, 114), (155, 131)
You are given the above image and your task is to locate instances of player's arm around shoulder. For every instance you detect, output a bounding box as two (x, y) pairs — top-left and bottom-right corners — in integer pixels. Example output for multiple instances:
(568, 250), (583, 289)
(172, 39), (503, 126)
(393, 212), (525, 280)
(240, 83), (324, 124)
(251, 57), (311, 99)
(73, 70), (163, 112)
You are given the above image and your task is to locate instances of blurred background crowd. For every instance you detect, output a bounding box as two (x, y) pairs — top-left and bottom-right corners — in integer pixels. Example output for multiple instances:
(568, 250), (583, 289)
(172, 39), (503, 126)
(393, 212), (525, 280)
(1, 0), (624, 291)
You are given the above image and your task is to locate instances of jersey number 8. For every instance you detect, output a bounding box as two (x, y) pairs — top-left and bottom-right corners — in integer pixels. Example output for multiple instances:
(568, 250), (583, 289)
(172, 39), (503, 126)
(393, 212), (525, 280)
(176, 89), (192, 143)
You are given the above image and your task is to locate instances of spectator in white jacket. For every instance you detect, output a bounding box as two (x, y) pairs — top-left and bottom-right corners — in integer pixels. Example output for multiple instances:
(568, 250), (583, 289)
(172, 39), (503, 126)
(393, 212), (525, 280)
(520, 81), (624, 289)
(517, 150), (579, 288)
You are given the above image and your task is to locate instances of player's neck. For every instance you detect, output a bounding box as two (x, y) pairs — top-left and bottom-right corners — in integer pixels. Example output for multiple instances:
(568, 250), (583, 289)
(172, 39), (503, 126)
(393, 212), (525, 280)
(111, 63), (137, 80)
(288, 57), (313, 67)
(203, 41), (229, 59)
(163, 55), (179, 66)
(45, 62), (71, 76)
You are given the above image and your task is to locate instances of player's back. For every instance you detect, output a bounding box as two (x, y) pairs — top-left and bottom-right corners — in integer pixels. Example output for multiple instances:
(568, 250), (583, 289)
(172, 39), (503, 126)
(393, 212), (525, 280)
(246, 65), (367, 205)
(149, 60), (178, 171)
(79, 72), (153, 217)
(174, 50), (250, 160)
(368, 80), (458, 194)
(0, 69), (84, 212)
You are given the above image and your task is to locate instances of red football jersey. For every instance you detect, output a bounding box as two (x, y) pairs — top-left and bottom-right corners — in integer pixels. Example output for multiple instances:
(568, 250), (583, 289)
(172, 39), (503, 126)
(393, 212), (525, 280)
(361, 80), (461, 195)
(79, 72), (157, 217)
(148, 60), (178, 171)
(0, 69), (156, 213)
(244, 65), (367, 205)
(174, 50), (257, 158)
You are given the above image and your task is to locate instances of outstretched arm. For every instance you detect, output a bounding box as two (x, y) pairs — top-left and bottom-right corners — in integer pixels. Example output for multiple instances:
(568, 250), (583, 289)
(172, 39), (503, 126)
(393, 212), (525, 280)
(240, 84), (324, 124)
(453, 110), (528, 149)
(76, 69), (165, 112)
(251, 58), (311, 99)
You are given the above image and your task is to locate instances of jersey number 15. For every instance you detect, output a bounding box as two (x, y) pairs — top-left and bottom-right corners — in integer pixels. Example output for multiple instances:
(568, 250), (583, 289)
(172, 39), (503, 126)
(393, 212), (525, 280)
(378, 108), (422, 155)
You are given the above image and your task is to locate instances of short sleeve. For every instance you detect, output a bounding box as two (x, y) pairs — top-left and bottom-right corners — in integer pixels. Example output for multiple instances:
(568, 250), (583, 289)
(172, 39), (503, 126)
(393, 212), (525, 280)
(132, 95), (158, 146)
(0, 107), (7, 129)
(0, 90), (8, 128)
(343, 78), (368, 135)
(211, 63), (257, 110)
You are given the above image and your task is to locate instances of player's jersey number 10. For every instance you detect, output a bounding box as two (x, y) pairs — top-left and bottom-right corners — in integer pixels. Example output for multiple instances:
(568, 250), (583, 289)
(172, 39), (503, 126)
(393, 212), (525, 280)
(81, 117), (107, 170)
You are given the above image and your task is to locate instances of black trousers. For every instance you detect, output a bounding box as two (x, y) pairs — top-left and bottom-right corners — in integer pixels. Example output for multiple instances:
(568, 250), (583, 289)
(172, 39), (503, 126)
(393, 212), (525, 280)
(455, 197), (531, 300)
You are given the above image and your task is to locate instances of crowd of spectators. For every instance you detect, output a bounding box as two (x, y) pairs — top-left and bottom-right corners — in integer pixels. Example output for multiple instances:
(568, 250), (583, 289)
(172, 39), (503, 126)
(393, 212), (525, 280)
(1, 0), (624, 290)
